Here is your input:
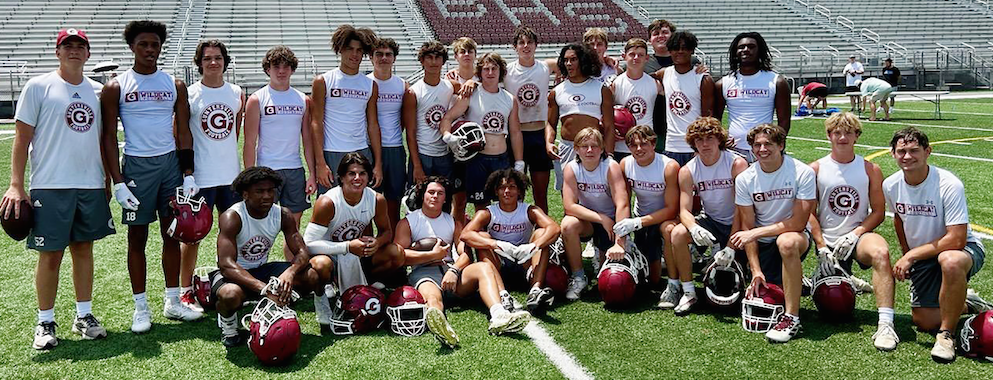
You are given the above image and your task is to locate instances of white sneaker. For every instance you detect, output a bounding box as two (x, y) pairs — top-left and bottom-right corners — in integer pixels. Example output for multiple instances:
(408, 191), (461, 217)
(488, 311), (531, 335)
(657, 283), (680, 309)
(931, 330), (956, 363)
(131, 309), (152, 333)
(765, 314), (801, 343)
(674, 294), (697, 316)
(164, 297), (203, 321)
(33, 321), (58, 350)
(581, 243), (596, 259)
(966, 288), (993, 313)
(851, 276), (874, 294)
(872, 323), (899, 351)
(314, 294), (332, 326)
(71, 314), (107, 340)
(180, 289), (204, 314)
(425, 307), (459, 348)
(565, 275), (587, 301)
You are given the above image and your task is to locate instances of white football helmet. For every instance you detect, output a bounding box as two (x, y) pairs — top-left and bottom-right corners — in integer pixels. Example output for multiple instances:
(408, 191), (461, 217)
(741, 283), (786, 333)
(450, 121), (485, 162)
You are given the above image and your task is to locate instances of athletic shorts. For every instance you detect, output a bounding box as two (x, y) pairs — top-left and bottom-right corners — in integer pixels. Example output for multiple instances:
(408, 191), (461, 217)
(829, 234), (872, 273)
(582, 222), (614, 253)
(807, 87), (829, 98)
(663, 151), (695, 167)
(320, 148), (373, 193)
(209, 261), (292, 301)
(409, 153), (462, 190)
(653, 100), (667, 153)
(613, 151), (630, 163)
(736, 230), (812, 286)
(868, 87), (895, 102)
(522, 129), (553, 172)
(695, 214), (733, 251)
(553, 140), (577, 191)
(633, 225), (662, 262)
(409, 263), (460, 300)
(730, 147), (756, 164)
(275, 168), (311, 213)
(845, 85), (859, 94)
(122, 152), (183, 225)
(909, 242), (985, 308)
(27, 189), (115, 251)
(375, 146), (406, 200)
(466, 152), (511, 203)
(199, 185), (239, 213)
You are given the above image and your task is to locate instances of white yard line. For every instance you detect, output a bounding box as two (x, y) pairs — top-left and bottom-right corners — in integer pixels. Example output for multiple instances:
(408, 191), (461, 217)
(524, 322), (595, 380)
(792, 137), (993, 163)
(893, 108), (993, 117)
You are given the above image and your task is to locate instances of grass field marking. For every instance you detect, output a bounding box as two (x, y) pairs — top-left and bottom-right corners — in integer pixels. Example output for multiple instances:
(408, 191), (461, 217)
(523, 322), (595, 380)
(863, 135), (993, 161)
(893, 108), (993, 117)
(0, 135), (14, 141)
(862, 119), (993, 132)
(883, 211), (993, 242)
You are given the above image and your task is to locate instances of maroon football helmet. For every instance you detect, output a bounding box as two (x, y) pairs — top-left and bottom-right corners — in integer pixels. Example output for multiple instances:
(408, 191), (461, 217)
(242, 297), (301, 366)
(741, 283), (786, 332)
(961, 310), (993, 361)
(597, 258), (639, 308)
(612, 105), (637, 141)
(166, 188), (212, 243)
(812, 274), (856, 320)
(702, 260), (745, 308)
(192, 266), (215, 309)
(451, 120), (486, 161)
(386, 286), (427, 336)
(544, 264), (569, 296)
(330, 285), (386, 335)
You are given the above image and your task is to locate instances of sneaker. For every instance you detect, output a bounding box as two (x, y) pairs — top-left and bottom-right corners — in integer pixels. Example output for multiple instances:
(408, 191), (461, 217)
(488, 310), (531, 335)
(931, 330), (956, 363)
(966, 288), (993, 314)
(164, 297), (203, 321)
(674, 294), (697, 316)
(131, 309), (152, 333)
(581, 243), (596, 259)
(71, 314), (107, 340)
(425, 307), (459, 348)
(221, 332), (244, 348)
(500, 292), (520, 312)
(218, 314), (242, 347)
(32, 321), (58, 350)
(765, 314), (801, 343)
(526, 287), (556, 312)
(872, 323), (899, 352)
(180, 290), (204, 314)
(851, 276), (874, 294)
(314, 294), (332, 326)
(657, 283), (680, 309)
(565, 275), (587, 301)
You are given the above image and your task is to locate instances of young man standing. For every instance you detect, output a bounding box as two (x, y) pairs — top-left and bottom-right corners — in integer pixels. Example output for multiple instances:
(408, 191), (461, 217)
(505, 27), (553, 213)
(100, 20), (202, 334)
(3, 28), (115, 349)
(807, 112), (898, 351)
(843, 55), (864, 112)
(730, 124), (816, 344)
(610, 38), (661, 160)
(403, 41), (461, 189)
(583, 28), (617, 85)
(445, 37), (477, 84)
(311, 25), (382, 192)
(643, 19), (698, 153)
(180, 39), (245, 312)
(244, 45), (316, 260)
(881, 58), (900, 108)
(884, 127), (987, 362)
(656, 31), (714, 166)
(368, 38), (408, 229)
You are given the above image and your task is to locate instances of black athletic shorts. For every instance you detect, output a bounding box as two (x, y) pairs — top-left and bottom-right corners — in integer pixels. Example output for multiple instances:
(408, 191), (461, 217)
(209, 261), (292, 301)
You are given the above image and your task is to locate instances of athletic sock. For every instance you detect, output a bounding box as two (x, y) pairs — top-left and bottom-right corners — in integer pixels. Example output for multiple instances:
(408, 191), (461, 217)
(667, 279), (680, 288)
(76, 301), (92, 318)
(133, 292), (148, 311)
(489, 304), (509, 319)
(165, 287), (180, 304)
(878, 307), (894, 325)
(38, 308), (55, 324)
(218, 313), (238, 336)
(681, 281), (696, 296)
(785, 313), (800, 324)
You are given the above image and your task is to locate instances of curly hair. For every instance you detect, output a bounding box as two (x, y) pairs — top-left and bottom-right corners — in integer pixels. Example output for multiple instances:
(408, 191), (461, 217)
(262, 45), (298, 74)
(331, 24), (376, 55)
(373, 37), (400, 56)
(475, 52), (508, 83)
(232, 166), (283, 195)
(648, 19), (677, 35)
(193, 39), (230, 74)
(417, 40), (448, 62)
(666, 31), (698, 52)
(336, 152), (374, 183)
(123, 20), (167, 46)
(685, 117), (728, 152)
(409, 176), (452, 213)
(484, 169), (530, 202)
(824, 112), (862, 136)
(728, 32), (774, 75)
(890, 127), (930, 151)
(557, 43), (601, 80)
(513, 26), (538, 46)
(624, 125), (657, 148)
(746, 123), (787, 147)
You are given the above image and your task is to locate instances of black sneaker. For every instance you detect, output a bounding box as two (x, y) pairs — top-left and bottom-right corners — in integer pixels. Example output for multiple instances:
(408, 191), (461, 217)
(72, 314), (107, 340)
(222, 331), (245, 348)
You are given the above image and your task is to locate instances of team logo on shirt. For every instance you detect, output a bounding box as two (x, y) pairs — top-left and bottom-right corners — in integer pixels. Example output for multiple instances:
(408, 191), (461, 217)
(264, 104), (305, 115)
(331, 219), (369, 241)
(570, 94), (586, 102)
(329, 88), (369, 99)
(752, 188), (793, 202)
(629, 179), (665, 192)
(725, 89), (769, 99)
(491, 222), (529, 235)
(894, 202), (938, 217)
(828, 185), (860, 216)
(425, 104), (447, 129)
(577, 182), (608, 193)
(200, 102), (235, 140)
(696, 178), (734, 192)
(624, 97), (647, 119)
(240, 235), (273, 262)
(482, 111), (506, 133)
(124, 91), (174, 102)
(64, 101), (95, 132)
(378, 92), (404, 103)
(517, 83), (540, 107)
(668, 91), (692, 116)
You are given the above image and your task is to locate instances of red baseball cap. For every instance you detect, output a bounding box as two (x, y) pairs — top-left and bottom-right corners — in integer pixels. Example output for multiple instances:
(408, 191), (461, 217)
(56, 28), (89, 47)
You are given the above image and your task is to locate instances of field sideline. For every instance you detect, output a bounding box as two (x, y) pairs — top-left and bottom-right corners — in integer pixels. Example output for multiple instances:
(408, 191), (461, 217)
(2, 96), (993, 379)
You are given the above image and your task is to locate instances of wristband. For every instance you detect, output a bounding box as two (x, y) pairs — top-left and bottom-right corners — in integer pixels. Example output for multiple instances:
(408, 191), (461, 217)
(447, 266), (461, 278)
(178, 149), (194, 174)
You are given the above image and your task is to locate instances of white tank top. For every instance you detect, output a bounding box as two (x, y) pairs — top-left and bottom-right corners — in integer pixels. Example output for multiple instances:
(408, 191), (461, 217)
(722, 70), (778, 150)
(622, 153), (672, 217)
(465, 87), (514, 135)
(663, 66), (706, 153)
(554, 79), (603, 119)
(368, 74), (405, 147)
(568, 158), (615, 216)
(612, 73), (658, 153)
(116, 69), (177, 157)
(320, 186), (377, 242)
(188, 81), (242, 187)
(486, 202), (534, 245)
(322, 69), (373, 152)
(816, 155), (870, 244)
(254, 85), (307, 170)
(232, 201), (282, 270)
(596, 64), (617, 85)
(505, 60), (550, 126)
(407, 209), (456, 267)
(685, 151), (738, 225)
(411, 79), (454, 157)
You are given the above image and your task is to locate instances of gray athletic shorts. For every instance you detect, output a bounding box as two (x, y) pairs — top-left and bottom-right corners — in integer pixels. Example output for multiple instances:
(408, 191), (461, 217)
(735, 230), (812, 286)
(409, 263), (460, 300)
(209, 261), (292, 302)
(320, 148), (373, 193)
(663, 151), (695, 167)
(909, 242), (985, 308)
(375, 146), (406, 200)
(696, 214), (733, 250)
(275, 168), (311, 213)
(409, 152), (462, 190)
(27, 188), (115, 251)
(553, 140), (577, 191)
(122, 152), (183, 225)
(730, 147), (756, 164)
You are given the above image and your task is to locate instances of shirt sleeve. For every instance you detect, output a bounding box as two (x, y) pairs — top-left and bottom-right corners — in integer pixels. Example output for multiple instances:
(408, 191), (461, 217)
(735, 172), (753, 206)
(14, 79), (39, 127)
(796, 164), (817, 200)
(940, 173), (970, 226)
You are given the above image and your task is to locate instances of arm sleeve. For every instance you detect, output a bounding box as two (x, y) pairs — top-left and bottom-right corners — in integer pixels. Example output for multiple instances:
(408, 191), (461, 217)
(303, 223), (349, 255)
(940, 174), (970, 226)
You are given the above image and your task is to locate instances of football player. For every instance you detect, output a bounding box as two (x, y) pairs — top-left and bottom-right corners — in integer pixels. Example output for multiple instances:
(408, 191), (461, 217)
(806, 112), (898, 351)
(367, 38), (408, 230)
(730, 124), (816, 343)
(582, 28), (618, 85)
(395, 176), (531, 348)
(610, 39), (662, 161)
(883, 127), (988, 362)
(462, 169), (562, 312)
(2, 28), (115, 349)
(560, 128), (629, 300)
(303, 153), (404, 291)
(445, 37), (477, 84)
(311, 25), (383, 191)
(100, 20), (203, 333)
(180, 39), (246, 313)
(652, 31), (714, 166)
(213, 167), (332, 346)
(243, 45), (317, 261)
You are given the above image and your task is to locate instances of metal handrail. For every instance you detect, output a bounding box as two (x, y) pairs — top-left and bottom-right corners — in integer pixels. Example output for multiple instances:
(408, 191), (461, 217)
(769, 46), (782, 59)
(935, 42), (950, 52)
(826, 45), (840, 55)
(884, 41), (908, 57)
(962, 42), (977, 52)
(169, 0), (196, 70)
(836, 16), (854, 31)
(814, 5), (830, 19)
(860, 28), (879, 44)
(621, 0), (650, 21)
(405, 0), (434, 41)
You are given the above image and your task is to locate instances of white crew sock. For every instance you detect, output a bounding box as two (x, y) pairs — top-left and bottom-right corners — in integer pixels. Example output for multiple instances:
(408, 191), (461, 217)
(180, 286), (192, 295)
(76, 301), (92, 318)
(785, 313), (800, 323)
(878, 307), (894, 325)
(165, 287), (180, 303)
(667, 279), (680, 288)
(681, 281), (696, 296)
(133, 292), (148, 311)
(38, 308), (55, 324)
(218, 313), (238, 336)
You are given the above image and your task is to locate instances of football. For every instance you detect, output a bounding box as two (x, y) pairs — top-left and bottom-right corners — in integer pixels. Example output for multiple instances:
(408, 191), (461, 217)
(410, 237), (446, 251)
(1, 200), (33, 241)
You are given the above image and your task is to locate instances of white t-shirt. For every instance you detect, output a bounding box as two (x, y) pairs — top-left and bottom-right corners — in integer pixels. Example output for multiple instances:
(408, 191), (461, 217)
(505, 60), (550, 126)
(883, 165), (978, 249)
(554, 79), (603, 119)
(735, 156), (817, 243)
(612, 72), (659, 153)
(815, 155), (870, 244)
(322, 68), (373, 152)
(685, 150), (738, 226)
(595, 64), (617, 85)
(464, 87), (514, 136)
(15, 71), (105, 189)
(721, 70), (778, 150)
(844, 62), (864, 87)
(319, 187), (377, 242)
(188, 81), (243, 187)
(568, 158), (616, 216)
(368, 73), (405, 148)
(407, 209), (456, 267)
(231, 201), (282, 270)
(254, 85), (307, 170)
